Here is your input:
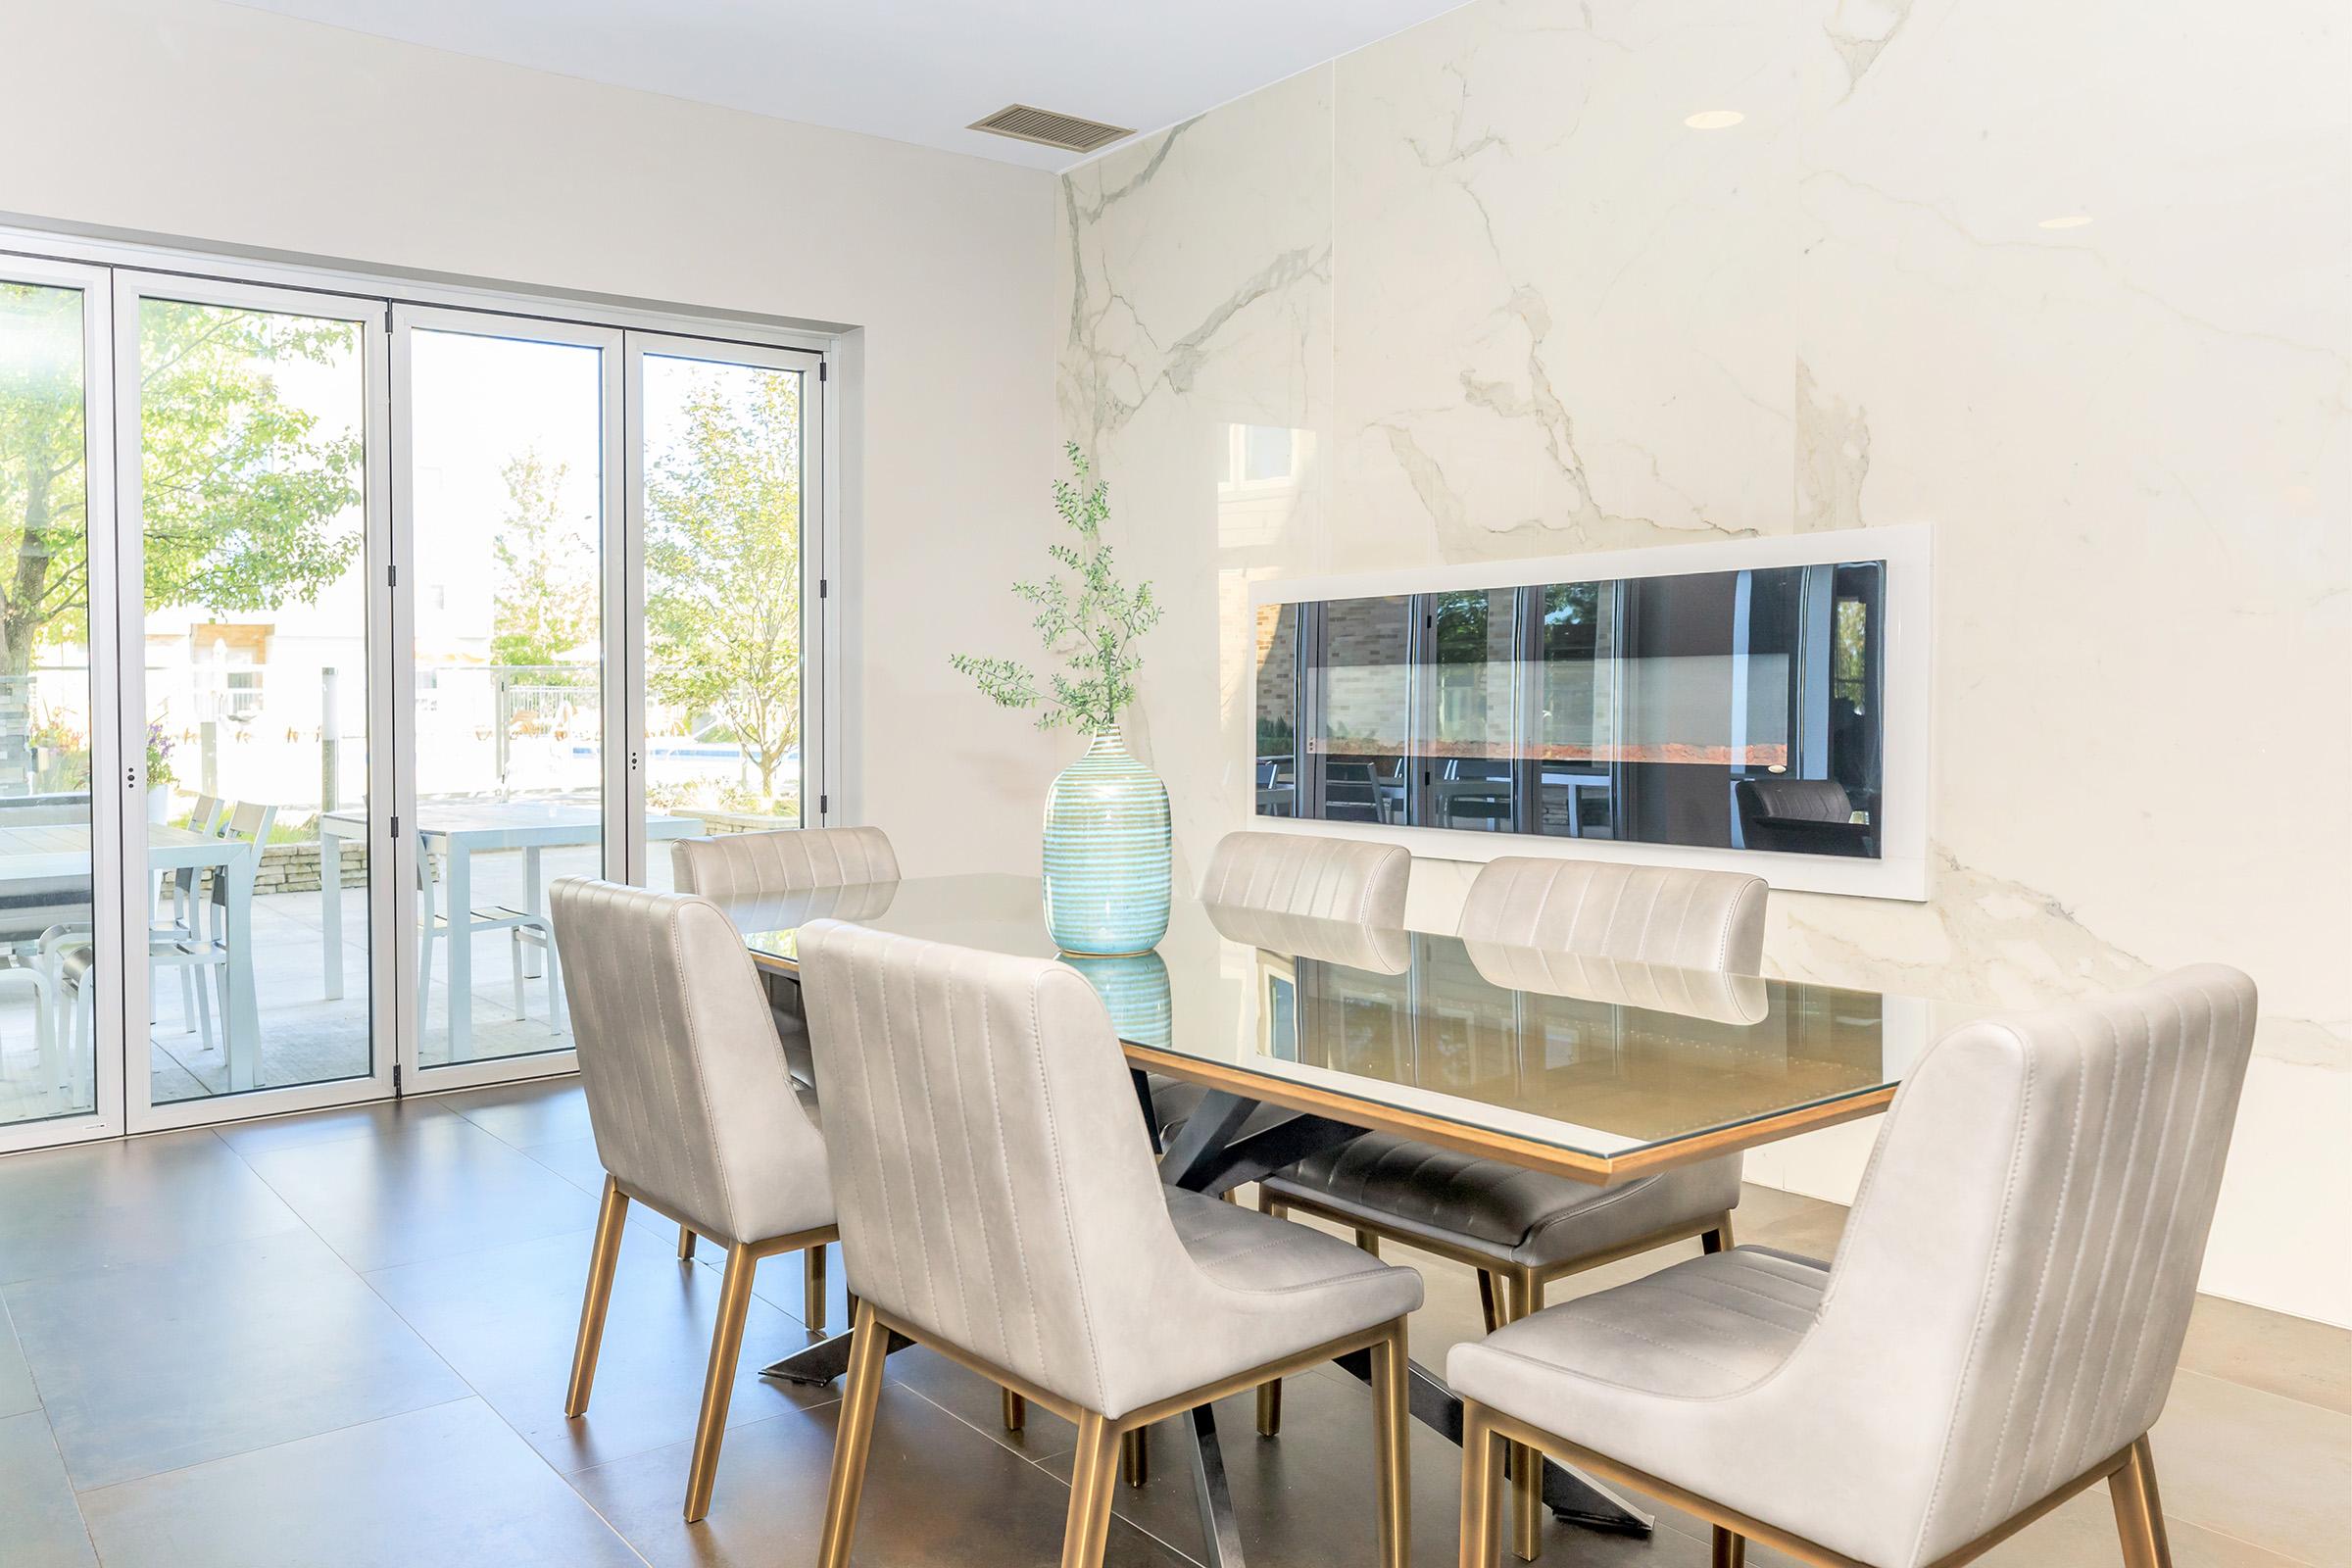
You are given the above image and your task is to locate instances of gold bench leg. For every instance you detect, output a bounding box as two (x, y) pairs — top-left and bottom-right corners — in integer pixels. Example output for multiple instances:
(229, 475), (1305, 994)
(1459, 1399), (1505, 1568)
(1371, 1319), (1411, 1568)
(1003, 1388), (1028, 1432)
(1063, 1411), (1121, 1567)
(1255, 1377), (1283, 1438)
(1121, 1425), (1149, 1487)
(1702, 1213), (1735, 1254)
(2111, 1437), (2175, 1568)
(677, 1224), (696, 1262)
(805, 1244), (828, 1336)
(1711, 1525), (1746, 1566)
(1504, 1268), (1545, 1562)
(565, 1177), (628, 1418)
(684, 1241), (760, 1521)
(816, 1299), (889, 1567)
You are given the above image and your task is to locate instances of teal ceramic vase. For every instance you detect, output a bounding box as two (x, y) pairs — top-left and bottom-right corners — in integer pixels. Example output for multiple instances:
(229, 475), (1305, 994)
(1059, 951), (1172, 1049)
(1042, 725), (1171, 956)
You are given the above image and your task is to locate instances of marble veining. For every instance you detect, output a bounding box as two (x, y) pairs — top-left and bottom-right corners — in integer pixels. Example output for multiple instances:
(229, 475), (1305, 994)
(1056, 0), (2352, 1320)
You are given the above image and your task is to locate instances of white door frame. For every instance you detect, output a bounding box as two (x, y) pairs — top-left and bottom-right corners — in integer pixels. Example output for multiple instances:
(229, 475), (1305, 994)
(389, 305), (623, 1094)
(115, 270), (402, 1134)
(620, 332), (831, 888)
(0, 256), (125, 1154)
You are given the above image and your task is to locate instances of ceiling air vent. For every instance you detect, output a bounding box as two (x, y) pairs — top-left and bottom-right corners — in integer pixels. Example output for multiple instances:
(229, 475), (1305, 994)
(968, 104), (1135, 154)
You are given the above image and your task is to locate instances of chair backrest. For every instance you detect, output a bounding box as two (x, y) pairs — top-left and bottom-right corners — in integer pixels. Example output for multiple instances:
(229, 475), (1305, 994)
(1198, 831), (1409, 954)
(669, 824), (900, 899)
(1459, 858), (1766, 973)
(1742, 776), (1853, 824)
(1804, 965), (2257, 1567)
(548, 878), (831, 1247)
(798, 919), (1248, 1419)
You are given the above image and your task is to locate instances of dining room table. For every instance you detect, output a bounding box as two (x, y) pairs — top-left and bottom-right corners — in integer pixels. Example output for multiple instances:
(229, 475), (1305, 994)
(0, 818), (263, 1089)
(706, 870), (1971, 1568)
(317, 801), (702, 1058)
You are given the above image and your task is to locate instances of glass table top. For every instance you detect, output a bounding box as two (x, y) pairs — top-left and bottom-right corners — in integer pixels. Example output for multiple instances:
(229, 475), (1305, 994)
(714, 873), (1973, 1175)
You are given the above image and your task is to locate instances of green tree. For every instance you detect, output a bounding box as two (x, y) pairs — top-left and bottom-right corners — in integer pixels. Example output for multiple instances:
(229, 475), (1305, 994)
(490, 449), (597, 675)
(0, 286), (364, 678)
(644, 370), (802, 800)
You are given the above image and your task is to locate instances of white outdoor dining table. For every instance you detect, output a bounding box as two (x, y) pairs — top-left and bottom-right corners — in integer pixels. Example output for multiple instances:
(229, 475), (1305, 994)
(0, 821), (263, 1089)
(317, 803), (699, 1059)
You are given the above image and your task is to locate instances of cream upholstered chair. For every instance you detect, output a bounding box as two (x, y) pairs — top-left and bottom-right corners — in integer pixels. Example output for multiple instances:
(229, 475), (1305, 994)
(1451, 964), (2257, 1568)
(1197, 830), (1411, 952)
(665, 822), (899, 1304)
(797, 918), (1423, 1568)
(669, 822), (900, 899)
(548, 879), (837, 1523)
(1256, 857), (1767, 1556)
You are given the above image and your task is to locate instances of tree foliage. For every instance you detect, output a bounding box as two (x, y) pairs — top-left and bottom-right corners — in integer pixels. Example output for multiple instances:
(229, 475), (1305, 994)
(644, 369), (802, 797)
(952, 443), (1158, 733)
(490, 449), (598, 677)
(0, 285), (364, 677)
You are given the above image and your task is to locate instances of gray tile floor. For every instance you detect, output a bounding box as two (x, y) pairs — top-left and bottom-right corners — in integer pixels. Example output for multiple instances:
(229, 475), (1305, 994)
(0, 1077), (2345, 1567)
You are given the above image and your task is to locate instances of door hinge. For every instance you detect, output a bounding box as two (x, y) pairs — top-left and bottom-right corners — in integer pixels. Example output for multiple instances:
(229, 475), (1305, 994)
(389, 814), (401, 839)
(819, 578), (829, 600)
(392, 1064), (403, 1096)
(819, 793), (829, 815)
(818, 360), (828, 382)
(387, 564), (398, 587)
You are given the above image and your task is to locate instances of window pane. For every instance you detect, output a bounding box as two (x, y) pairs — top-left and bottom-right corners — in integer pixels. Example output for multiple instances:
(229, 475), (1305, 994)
(1311, 595), (1411, 824)
(1252, 602), (1298, 816)
(1536, 580), (1614, 838)
(138, 297), (371, 1103)
(1423, 587), (1515, 832)
(409, 328), (605, 1067)
(640, 354), (808, 892)
(0, 281), (98, 1127)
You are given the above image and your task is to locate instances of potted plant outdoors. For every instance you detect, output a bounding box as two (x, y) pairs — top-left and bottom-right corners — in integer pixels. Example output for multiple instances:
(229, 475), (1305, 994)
(145, 720), (176, 822)
(954, 444), (1168, 956)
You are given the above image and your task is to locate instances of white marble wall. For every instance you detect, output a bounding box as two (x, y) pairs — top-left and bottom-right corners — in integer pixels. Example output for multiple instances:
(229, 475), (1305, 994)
(1055, 0), (2352, 1322)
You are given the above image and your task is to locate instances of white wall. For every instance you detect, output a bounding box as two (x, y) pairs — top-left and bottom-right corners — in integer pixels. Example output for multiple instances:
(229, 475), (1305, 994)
(1057, 0), (2352, 1323)
(0, 0), (1064, 877)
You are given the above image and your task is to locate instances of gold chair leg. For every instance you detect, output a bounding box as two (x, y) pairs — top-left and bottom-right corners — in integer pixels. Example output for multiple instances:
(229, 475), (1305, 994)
(2111, 1437), (2175, 1568)
(1121, 1424), (1149, 1487)
(1255, 1377), (1283, 1438)
(1003, 1388), (1028, 1432)
(1459, 1399), (1505, 1568)
(1477, 1269), (1500, 1336)
(1369, 1319), (1410, 1568)
(816, 1299), (890, 1568)
(806, 1244), (828, 1336)
(1702, 1214), (1735, 1254)
(677, 1224), (696, 1262)
(1505, 1269), (1545, 1562)
(565, 1177), (629, 1418)
(683, 1241), (760, 1522)
(1257, 1189), (1280, 1215)
(1353, 1228), (1382, 1257)
(1711, 1525), (1746, 1566)
(1063, 1411), (1121, 1568)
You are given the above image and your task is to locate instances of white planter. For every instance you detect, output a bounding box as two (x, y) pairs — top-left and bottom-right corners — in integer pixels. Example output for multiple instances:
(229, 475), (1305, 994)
(147, 785), (170, 823)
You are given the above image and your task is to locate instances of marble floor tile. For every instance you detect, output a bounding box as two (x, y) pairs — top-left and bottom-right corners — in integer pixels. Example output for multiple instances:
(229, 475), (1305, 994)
(2146, 1367), (2352, 1565)
(5, 1226), (467, 1490)
(235, 1108), (600, 1271)
(0, 1409), (96, 1568)
(2179, 1294), (2352, 1418)
(0, 1129), (303, 1286)
(77, 1397), (643, 1568)
(211, 1096), (464, 1158)
(0, 1294), (38, 1417)
(365, 1218), (838, 1474)
(435, 1076), (598, 1148)
(571, 1383), (1189, 1567)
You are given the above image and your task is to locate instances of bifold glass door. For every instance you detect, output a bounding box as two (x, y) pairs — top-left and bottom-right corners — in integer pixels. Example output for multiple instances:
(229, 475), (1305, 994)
(0, 259), (122, 1149)
(117, 275), (397, 1131)
(0, 234), (828, 1144)
(630, 336), (822, 893)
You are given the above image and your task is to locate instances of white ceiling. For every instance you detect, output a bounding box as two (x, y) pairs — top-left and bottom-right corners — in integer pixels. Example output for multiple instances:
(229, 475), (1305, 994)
(226, 0), (1472, 172)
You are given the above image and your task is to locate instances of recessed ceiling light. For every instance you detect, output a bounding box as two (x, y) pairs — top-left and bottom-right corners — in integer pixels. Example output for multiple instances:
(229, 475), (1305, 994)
(1684, 110), (1744, 130)
(2037, 214), (2094, 229)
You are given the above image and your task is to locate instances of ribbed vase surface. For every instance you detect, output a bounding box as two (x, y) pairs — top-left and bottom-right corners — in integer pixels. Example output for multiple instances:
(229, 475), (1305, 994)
(1041, 725), (1171, 956)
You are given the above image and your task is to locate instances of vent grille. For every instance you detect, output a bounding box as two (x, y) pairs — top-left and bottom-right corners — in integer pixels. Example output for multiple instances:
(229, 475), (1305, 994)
(969, 104), (1135, 154)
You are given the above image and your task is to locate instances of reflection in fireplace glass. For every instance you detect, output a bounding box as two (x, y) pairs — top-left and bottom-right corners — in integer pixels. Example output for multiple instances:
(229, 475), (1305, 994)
(1252, 561), (1886, 858)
